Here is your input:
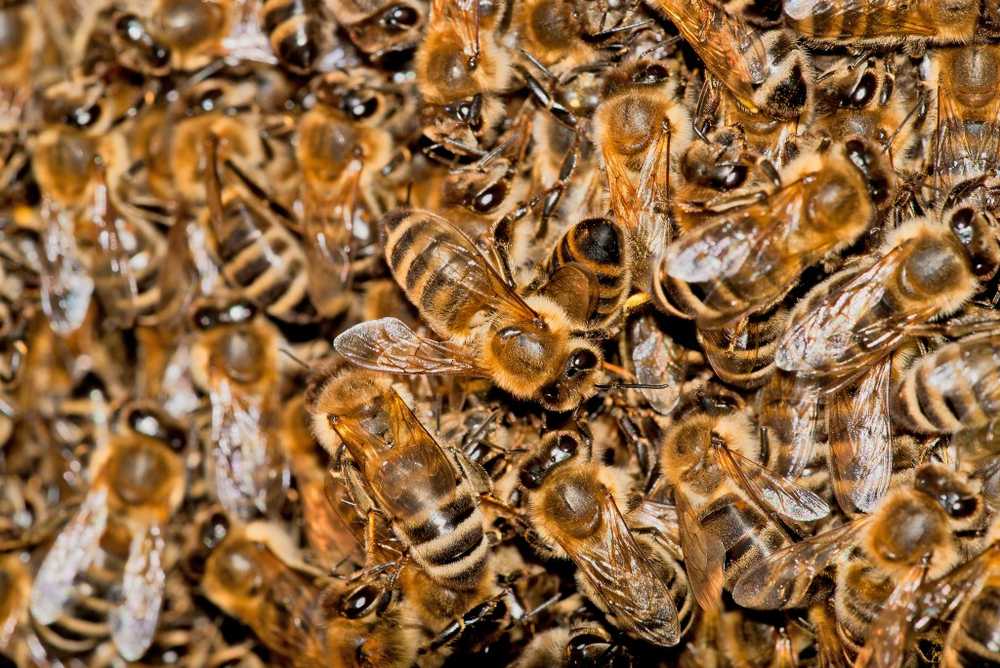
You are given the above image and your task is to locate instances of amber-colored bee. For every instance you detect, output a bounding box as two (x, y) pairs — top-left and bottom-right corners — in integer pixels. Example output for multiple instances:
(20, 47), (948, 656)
(335, 209), (603, 411)
(326, 0), (425, 60)
(30, 401), (187, 661)
(260, 0), (332, 74)
(520, 430), (691, 646)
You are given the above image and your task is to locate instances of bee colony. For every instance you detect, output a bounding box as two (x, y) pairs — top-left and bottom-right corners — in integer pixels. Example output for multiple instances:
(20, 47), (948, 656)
(4, 0), (1000, 665)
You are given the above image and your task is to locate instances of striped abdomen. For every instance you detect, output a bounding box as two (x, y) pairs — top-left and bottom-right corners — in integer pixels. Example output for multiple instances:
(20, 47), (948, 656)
(785, 0), (977, 45)
(549, 217), (629, 327)
(212, 195), (315, 324)
(698, 493), (790, 590)
(893, 335), (1000, 434)
(944, 573), (1000, 667)
(382, 209), (500, 338)
(698, 307), (787, 389)
(834, 553), (894, 656)
(262, 0), (326, 74)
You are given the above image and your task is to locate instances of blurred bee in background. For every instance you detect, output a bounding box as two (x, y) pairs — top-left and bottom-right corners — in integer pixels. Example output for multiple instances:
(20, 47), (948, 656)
(335, 209), (604, 412)
(326, 0), (425, 60)
(519, 429), (691, 646)
(733, 463), (984, 661)
(0, 1), (42, 132)
(260, 0), (335, 75)
(30, 401), (187, 661)
(189, 297), (290, 519)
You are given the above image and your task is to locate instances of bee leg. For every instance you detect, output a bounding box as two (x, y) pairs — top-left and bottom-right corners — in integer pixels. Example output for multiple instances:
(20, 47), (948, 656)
(419, 588), (512, 654)
(447, 446), (492, 495)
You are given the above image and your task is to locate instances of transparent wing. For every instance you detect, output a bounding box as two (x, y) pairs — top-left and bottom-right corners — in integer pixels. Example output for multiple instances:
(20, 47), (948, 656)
(715, 440), (831, 522)
(826, 358), (893, 514)
(88, 173), (139, 328)
(732, 516), (870, 609)
(334, 317), (485, 376)
(567, 487), (681, 646)
(111, 525), (166, 661)
(35, 198), (94, 334)
(786, 0), (941, 38)
(853, 561), (928, 668)
(630, 315), (685, 415)
(757, 371), (823, 479)
(676, 489), (725, 615)
(210, 379), (288, 519)
(633, 125), (672, 272)
(30, 489), (108, 624)
(627, 498), (680, 546)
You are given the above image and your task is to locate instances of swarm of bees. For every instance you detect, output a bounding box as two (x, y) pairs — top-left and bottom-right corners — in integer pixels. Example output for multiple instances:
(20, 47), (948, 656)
(4, 0), (1000, 665)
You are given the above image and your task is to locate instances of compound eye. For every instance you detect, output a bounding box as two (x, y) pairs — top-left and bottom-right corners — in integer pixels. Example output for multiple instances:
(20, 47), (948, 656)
(569, 349), (598, 372)
(344, 93), (379, 120)
(383, 4), (419, 29)
(341, 584), (386, 619)
(472, 181), (507, 213)
(847, 72), (878, 108)
(632, 63), (668, 85)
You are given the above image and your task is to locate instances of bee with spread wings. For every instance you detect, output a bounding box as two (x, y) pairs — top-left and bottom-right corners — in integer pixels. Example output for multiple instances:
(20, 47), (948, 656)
(335, 209), (604, 411)
(30, 402), (186, 661)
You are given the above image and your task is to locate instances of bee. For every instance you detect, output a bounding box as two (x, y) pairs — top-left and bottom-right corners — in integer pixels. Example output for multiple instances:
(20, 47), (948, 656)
(644, 0), (812, 120)
(260, 0), (332, 74)
(810, 56), (903, 143)
(657, 391), (830, 613)
(326, 0), (425, 60)
(519, 430), (691, 646)
(29, 401), (187, 661)
(592, 61), (692, 283)
(106, 8), (174, 76)
(658, 137), (892, 328)
(694, 306), (789, 390)
(892, 333), (1000, 435)
(334, 209), (603, 412)
(733, 464), (983, 659)
(0, 1), (42, 131)
(0, 552), (29, 648)
(146, 0), (273, 71)
(933, 539), (1000, 667)
(782, 0), (982, 48)
(775, 213), (1000, 383)
(306, 367), (494, 595)
(202, 134), (319, 324)
(189, 297), (290, 519)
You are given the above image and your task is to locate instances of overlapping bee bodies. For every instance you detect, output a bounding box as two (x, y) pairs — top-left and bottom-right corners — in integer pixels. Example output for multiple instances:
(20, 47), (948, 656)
(7, 0), (1000, 664)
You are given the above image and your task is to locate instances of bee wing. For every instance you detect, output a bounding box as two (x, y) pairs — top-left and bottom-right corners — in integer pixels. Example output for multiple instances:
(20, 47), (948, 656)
(715, 441), (831, 522)
(776, 244), (932, 378)
(757, 371), (823, 480)
(826, 358), (893, 514)
(732, 516), (871, 609)
(633, 126), (672, 264)
(676, 489), (726, 615)
(89, 174), (140, 328)
(431, 0), (480, 59)
(35, 198), (95, 335)
(647, 0), (766, 111)
(630, 315), (685, 415)
(784, 0), (939, 38)
(110, 525), (166, 661)
(210, 379), (287, 519)
(627, 498), (680, 546)
(853, 560), (928, 668)
(568, 487), (681, 646)
(30, 490), (109, 625)
(334, 317), (486, 376)
(302, 171), (359, 315)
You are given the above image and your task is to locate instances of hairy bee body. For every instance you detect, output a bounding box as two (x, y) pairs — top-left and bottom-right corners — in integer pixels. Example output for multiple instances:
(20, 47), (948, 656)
(547, 217), (630, 328)
(261, 0), (328, 74)
(783, 0), (979, 46)
(696, 308), (788, 389)
(943, 564), (1000, 667)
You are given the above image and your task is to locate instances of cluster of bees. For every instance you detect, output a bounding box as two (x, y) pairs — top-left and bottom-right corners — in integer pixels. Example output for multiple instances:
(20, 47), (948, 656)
(4, 0), (1000, 665)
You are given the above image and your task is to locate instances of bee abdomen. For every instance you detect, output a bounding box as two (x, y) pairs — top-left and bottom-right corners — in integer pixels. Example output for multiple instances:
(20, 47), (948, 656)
(262, 0), (325, 74)
(403, 492), (489, 590)
(949, 581), (1000, 666)
(699, 495), (788, 589)
(550, 217), (630, 325)
(698, 307), (786, 389)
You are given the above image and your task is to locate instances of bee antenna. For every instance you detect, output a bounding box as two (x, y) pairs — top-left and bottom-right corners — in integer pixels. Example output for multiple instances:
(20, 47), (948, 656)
(595, 381), (673, 391)
(280, 348), (310, 370)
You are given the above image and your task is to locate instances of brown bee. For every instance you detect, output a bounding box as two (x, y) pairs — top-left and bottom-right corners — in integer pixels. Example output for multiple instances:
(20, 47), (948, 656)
(30, 401), (187, 661)
(658, 137), (892, 328)
(733, 464), (983, 660)
(0, 552), (29, 648)
(146, 0), (273, 71)
(334, 209), (603, 411)
(260, 0), (332, 74)
(520, 430), (691, 646)
(645, 0), (812, 120)
(326, 0), (425, 60)
(0, 1), (42, 131)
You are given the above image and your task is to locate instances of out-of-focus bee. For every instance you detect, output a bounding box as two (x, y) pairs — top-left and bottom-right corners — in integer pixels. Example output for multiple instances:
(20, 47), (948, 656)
(145, 0), (274, 71)
(260, 0), (333, 74)
(776, 213), (1000, 383)
(334, 209), (604, 412)
(657, 390), (830, 613)
(307, 367), (494, 594)
(189, 297), (290, 519)
(733, 463), (983, 660)
(593, 61), (692, 283)
(892, 333), (1000, 434)
(0, 552), (29, 648)
(202, 134), (318, 324)
(645, 0), (812, 120)
(0, 1), (42, 132)
(782, 0), (983, 48)
(326, 0), (425, 60)
(658, 137), (892, 328)
(30, 401), (187, 661)
(519, 430), (691, 646)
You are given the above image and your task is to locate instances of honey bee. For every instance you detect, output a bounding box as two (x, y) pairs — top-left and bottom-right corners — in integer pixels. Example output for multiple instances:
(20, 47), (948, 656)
(645, 0), (812, 120)
(325, 0), (424, 60)
(657, 391), (830, 613)
(592, 61), (691, 282)
(203, 134), (318, 324)
(0, 553), (29, 648)
(810, 56), (906, 145)
(260, 0), (332, 74)
(306, 367), (494, 594)
(733, 464), (983, 660)
(334, 209), (603, 412)
(892, 333), (1000, 435)
(933, 539), (1000, 667)
(519, 430), (690, 646)
(658, 137), (892, 328)
(694, 306), (789, 390)
(776, 213), (1000, 383)
(30, 401), (187, 661)
(782, 0), (983, 48)
(0, 1), (42, 131)
(147, 0), (274, 71)
(189, 297), (290, 519)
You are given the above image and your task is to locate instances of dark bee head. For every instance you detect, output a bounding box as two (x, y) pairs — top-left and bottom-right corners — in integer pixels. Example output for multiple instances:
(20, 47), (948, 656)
(601, 60), (672, 97)
(114, 11), (171, 74)
(339, 582), (393, 620)
(536, 345), (601, 412)
(184, 509), (231, 578)
(914, 464), (981, 522)
(843, 136), (892, 206)
(520, 431), (583, 489)
(121, 401), (187, 451)
(946, 206), (1000, 281)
